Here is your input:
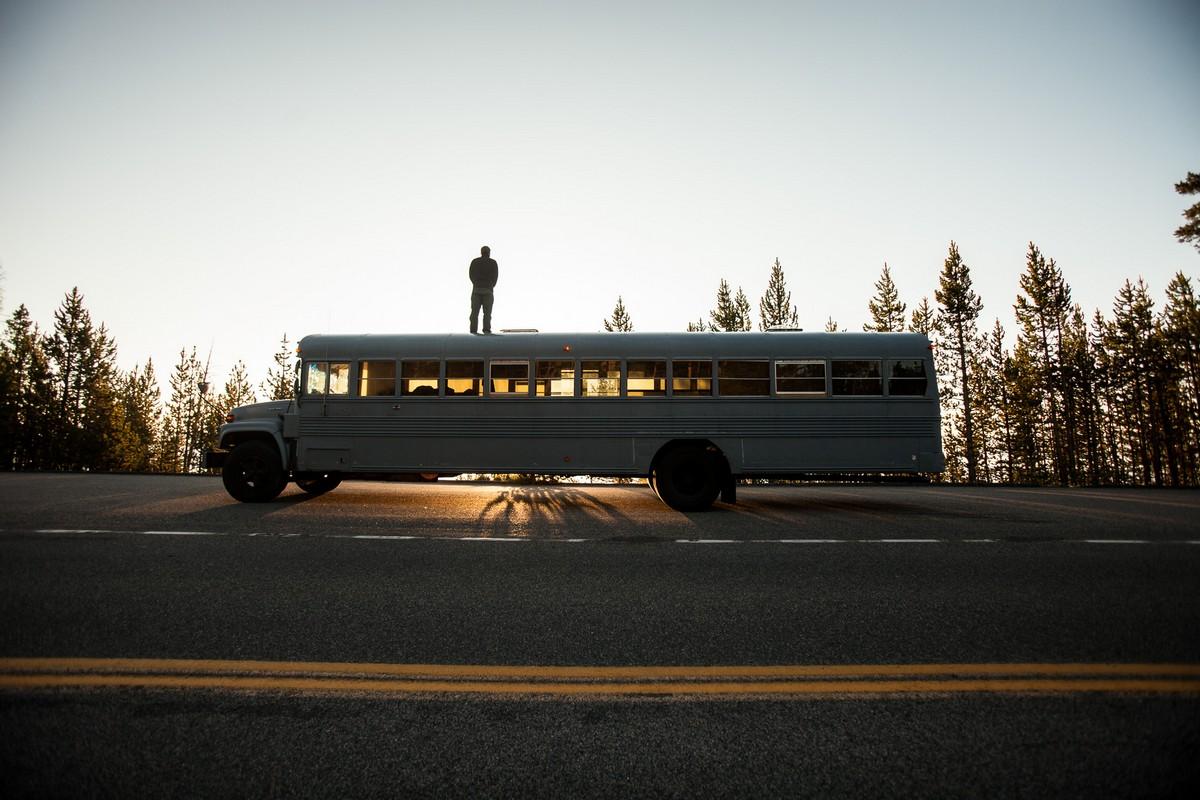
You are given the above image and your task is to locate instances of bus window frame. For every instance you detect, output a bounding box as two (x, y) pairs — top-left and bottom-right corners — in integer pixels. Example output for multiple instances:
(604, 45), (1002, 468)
(578, 358), (623, 398)
(774, 359), (828, 397)
(398, 359), (442, 398)
(356, 359), (397, 398)
(886, 358), (930, 398)
(830, 359), (884, 397)
(488, 360), (532, 397)
(444, 358), (485, 397)
(303, 360), (352, 397)
(625, 358), (668, 398)
(717, 359), (772, 398)
(534, 359), (577, 398)
(669, 358), (715, 398)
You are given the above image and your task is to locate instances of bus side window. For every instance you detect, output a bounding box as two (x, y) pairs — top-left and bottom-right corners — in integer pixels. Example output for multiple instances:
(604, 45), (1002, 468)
(304, 361), (350, 395)
(304, 361), (329, 395)
(400, 360), (439, 396)
(627, 360), (666, 397)
(831, 360), (882, 396)
(535, 360), (575, 397)
(490, 361), (530, 395)
(776, 360), (826, 395)
(718, 360), (770, 396)
(446, 360), (484, 396)
(581, 360), (620, 397)
(358, 360), (396, 397)
(888, 359), (928, 396)
(671, 360), (712, 396)
(328, 362), (351, 396)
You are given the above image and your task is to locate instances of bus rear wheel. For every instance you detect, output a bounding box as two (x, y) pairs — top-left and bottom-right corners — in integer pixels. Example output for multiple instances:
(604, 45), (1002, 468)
(222, 440), (286, 503)
(296, 474), (342, 495)
(651, 446), (722, 512)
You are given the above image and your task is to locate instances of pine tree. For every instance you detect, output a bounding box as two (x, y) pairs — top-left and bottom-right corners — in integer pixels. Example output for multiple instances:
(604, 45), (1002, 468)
(1104, 280), (1159, 484)
(602, 296), (634, 332)
(161, 348), (208, 473)
(1014, 242), (1074, 484)
(935, 241), (983, 483)
(212, 360), (256, 448)
(42, 288), (124, 470)
(709, 280), (751, 331)
(1090, 309), (1121, 485)
(261, 334), (294, 401)
(734, 288), (752, 331)
(864, 263), (907, 332)
(824, 316), (841, 332)
(908, 297), (936, 336)
(118, 360), (161, 472)
(44, 288), (91, 468)
(686, 317), (708, 332)
(0, 305), (54, 469)
(1063, 306), (1102, 485)
(76, 321), (124, 471)
(758, 258), (798, 330)
(1161, 273), (1200, 483)
(971, 320), (1011, 483)
(1175, 172), (1200, 252)
(1006, 338), (1045, 483)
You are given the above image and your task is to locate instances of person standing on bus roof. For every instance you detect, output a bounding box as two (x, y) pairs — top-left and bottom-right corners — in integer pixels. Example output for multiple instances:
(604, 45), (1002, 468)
(469, 245), (499, 334)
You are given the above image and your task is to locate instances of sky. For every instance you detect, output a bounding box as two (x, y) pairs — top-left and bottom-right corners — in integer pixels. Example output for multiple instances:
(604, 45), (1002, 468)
(1, 0), (1197, 392)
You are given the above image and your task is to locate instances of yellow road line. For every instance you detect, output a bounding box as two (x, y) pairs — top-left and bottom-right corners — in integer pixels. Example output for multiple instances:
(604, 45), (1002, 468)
(2, 658), (1199, 680)
(1, 673), (1198, 696)
(1, 659), (1199, 696)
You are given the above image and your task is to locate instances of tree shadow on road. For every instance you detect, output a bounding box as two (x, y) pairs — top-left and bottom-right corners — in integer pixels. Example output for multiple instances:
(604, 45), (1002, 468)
(475, 486), (646, 538)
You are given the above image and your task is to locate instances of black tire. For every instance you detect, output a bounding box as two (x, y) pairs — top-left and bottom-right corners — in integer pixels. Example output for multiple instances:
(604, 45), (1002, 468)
(222, 440), (287, 503)
(650, 446), (722, 512)
(296, 474), (342, 495)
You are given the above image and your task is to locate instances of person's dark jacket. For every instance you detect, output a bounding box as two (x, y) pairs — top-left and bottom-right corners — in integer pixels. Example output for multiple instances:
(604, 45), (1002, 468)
(469, 256), (499, 290)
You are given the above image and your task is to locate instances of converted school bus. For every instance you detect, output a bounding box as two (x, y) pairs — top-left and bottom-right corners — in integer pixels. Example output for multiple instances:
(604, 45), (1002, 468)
(207, 330), (944, 511)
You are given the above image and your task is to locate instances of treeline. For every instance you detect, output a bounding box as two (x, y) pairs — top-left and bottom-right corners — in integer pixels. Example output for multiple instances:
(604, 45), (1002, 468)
(4, 175), (1198, 484)
(0, 287), (295, 474)
(603, 246), (1199, 488)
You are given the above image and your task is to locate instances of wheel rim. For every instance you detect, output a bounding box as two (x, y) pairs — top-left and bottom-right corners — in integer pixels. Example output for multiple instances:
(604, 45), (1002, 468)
(240, 454), (270, 489)
(671, 462), (707, 498)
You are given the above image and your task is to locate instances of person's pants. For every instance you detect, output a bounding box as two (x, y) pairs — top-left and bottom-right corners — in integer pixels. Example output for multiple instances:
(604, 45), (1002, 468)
(470, 290), (494, 334)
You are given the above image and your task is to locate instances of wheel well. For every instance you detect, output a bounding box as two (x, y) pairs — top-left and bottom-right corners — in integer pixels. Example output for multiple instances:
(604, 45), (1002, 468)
(650, 440), (731, 482)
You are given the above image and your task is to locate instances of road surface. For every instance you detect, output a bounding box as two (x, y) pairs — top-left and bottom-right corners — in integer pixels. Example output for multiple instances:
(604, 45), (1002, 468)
(1, 474), (1197, 797)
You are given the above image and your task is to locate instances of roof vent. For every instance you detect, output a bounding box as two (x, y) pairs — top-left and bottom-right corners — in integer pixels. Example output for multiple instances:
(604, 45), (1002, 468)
(766, 326), (804, 332)
(499, 328), (539, 333)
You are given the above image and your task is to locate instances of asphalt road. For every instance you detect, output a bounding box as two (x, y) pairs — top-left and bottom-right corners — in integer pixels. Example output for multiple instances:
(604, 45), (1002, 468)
(1, 474), (1198, 798)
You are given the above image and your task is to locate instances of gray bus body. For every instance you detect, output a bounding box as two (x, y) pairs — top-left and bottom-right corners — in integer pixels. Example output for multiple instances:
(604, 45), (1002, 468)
(211, 331), (944, 510)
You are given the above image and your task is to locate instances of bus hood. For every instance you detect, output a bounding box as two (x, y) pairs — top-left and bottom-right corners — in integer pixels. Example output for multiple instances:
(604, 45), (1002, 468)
(227, 399), (292, 423)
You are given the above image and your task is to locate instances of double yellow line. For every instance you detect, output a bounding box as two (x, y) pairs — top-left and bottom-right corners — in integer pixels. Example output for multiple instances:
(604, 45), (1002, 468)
(2, 658), (1199, 697)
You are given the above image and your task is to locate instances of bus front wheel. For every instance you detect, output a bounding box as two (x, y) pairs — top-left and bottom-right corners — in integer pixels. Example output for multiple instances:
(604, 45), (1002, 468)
(651, 446), (722, 512)
(222, 440), (286, 503)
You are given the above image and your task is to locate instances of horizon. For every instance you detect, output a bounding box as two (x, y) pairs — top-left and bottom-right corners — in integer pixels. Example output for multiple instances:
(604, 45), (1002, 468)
(2, 0), (1198, 390)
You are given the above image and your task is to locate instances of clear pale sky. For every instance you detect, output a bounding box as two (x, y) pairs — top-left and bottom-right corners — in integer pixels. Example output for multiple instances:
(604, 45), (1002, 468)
(1, 0), (1197, 391)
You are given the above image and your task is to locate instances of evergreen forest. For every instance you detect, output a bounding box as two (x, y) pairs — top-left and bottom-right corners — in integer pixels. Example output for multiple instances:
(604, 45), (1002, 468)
(4, 176), (1199, 487)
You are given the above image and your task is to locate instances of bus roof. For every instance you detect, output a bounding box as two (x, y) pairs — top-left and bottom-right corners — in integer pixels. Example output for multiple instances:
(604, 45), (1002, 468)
(297, 331), (932, 360)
